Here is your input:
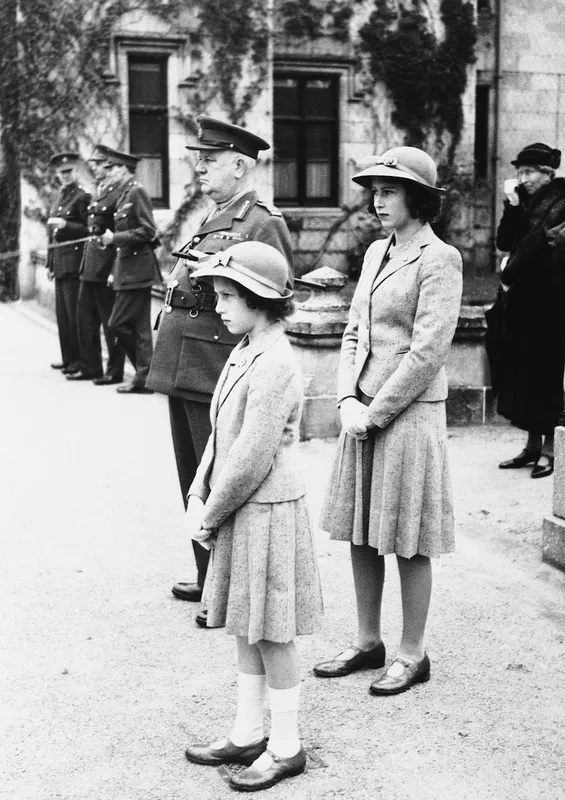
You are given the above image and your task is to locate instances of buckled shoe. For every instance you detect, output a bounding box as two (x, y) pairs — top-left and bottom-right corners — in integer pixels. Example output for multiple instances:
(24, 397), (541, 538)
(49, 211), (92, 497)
(313, 642), (386, 678)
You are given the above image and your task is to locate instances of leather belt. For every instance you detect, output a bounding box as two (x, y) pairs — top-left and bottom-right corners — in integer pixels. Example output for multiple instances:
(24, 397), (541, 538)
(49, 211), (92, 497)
(164, 281), (217, 316)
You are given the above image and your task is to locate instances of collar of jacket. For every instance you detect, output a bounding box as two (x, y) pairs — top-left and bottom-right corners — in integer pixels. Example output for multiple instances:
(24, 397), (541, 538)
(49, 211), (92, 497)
(197, 190), (259, 235)
(371, 222), (435, 291)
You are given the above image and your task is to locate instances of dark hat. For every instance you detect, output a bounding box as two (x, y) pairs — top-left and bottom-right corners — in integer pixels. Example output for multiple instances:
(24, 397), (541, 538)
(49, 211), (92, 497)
(49, 152), (80, 171)
(185, 115), (270, 159)
(97, 144), (140, 169)
(87, 146), (108, 163)
(511, 143), (561, 169)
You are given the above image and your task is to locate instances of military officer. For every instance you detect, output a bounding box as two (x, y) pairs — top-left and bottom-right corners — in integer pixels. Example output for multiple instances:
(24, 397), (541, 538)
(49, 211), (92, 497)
(146, 116), (294, 620)
(67, 147), (126, 383)
(99, 146), (161, 394)
(47, 152), (91, 374)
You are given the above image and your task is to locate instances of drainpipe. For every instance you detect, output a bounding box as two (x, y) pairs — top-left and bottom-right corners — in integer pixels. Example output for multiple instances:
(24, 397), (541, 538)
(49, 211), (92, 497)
(490, 0), (502, 269)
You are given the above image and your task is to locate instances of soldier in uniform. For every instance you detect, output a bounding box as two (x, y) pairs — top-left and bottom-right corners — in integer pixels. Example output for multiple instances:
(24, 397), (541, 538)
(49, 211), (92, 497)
(67, 147), (126, 383)
(99, 146), (161, 394)
(47, 152), (91, 374)
(146, 116), (293, 621)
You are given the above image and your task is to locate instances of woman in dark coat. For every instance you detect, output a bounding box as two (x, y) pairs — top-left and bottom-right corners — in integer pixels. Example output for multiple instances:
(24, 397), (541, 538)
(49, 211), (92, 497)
(495, 142), (565, 478)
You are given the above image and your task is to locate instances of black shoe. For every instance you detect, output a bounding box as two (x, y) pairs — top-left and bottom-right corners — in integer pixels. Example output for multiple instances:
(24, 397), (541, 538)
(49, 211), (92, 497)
(172, 582), (203, 602)
(51, 362), (66, 370)
(185, 737), (267, 767)
(369, 653), (431, 696)
(195, 609), (208, 628)
(66, 370), (102, 381)
(532, 456), (554, 479)
(313, 642), (386, 678)
(229, 748), (307, 792)
(64, 364), (81, 375)
(499, 449), (541, 469)
(116, 383), (154, 394)
(92, 374), (124, 386)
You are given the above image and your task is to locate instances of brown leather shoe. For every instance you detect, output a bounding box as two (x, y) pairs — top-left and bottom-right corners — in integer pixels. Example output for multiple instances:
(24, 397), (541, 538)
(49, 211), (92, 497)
(369, 653), (431, 695)
(313, 642), (386, 678)
(229, 748), (307, 792)
(172, 582), (202, 601)
(185, 737), (267, 767)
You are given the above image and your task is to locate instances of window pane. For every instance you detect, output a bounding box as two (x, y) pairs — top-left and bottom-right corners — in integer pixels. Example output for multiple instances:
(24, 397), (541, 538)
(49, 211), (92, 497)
(305, 79), (333, 117)
(274, 78), (299, 116)
(275, 162), (298, 200)
(306, 162), (331, 198)
(306, 123), (333, 160)
(275, 122), (299, 161)
(129, 61), (165, 106)
(129, 113), (165, 156)
(136, 158), (163, 201)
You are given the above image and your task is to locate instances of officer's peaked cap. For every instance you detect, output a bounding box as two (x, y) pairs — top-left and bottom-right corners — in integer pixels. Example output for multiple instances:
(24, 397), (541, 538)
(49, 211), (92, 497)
(49, 151), (80, 170)
(186, 115), (270, 159)
(97, 144), (140, 169)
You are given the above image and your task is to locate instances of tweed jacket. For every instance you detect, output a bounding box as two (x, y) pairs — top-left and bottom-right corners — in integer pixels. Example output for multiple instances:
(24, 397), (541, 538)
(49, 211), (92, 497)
(147, 190), (294, 401)
(338, 223), (462, 430)
(47, 182), (91, 280)
(188, 322), (305, 530)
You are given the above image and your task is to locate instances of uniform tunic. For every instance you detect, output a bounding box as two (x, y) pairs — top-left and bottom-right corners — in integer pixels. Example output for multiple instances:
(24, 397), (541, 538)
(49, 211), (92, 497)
(47, 181), (90, 368)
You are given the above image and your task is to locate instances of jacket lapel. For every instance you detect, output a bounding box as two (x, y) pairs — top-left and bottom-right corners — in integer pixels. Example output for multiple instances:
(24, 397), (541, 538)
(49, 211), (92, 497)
(216, 323), (285, 411)
(371, 223), (435, 292)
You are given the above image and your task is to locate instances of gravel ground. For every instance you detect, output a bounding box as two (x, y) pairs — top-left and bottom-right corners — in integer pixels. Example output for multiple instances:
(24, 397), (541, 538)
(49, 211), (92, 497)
(1, 300), (565, 800)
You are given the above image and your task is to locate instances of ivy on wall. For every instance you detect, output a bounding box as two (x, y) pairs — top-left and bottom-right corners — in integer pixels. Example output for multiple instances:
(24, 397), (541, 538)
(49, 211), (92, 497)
(358, 0), (477, 158)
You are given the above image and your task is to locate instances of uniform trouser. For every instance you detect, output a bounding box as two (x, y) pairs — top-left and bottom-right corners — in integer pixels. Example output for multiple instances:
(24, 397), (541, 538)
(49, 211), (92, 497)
(168, 396), (212, 588)
(77, 281), (126, 378)
(55, 276), (81, 368)
(108, 288), (153, 386)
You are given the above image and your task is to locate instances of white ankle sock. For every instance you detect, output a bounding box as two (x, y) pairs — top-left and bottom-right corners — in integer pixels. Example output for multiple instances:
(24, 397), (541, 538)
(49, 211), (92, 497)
(266, 684), (301, 759)
(229, 672), (267, 747)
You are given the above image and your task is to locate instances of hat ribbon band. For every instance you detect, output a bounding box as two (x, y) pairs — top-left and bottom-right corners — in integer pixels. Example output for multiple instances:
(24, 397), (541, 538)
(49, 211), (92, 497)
(366, 155), (433, 186)
(209, 252), (284, 294)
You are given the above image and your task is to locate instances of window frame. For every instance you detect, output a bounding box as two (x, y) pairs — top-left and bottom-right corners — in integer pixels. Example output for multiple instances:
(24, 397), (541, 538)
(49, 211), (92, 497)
(274, 71), (340, 208)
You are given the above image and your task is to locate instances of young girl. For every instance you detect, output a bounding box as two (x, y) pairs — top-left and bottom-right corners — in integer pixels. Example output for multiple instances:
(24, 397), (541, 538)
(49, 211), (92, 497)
(183, 241), (322, 792)
(313, 147), (462, 695)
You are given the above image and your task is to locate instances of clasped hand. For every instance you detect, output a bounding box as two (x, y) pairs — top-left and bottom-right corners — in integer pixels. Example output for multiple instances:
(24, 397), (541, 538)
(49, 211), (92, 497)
(340, 397), (370, 440)
(47, 216), (67, 229)
(186, 495), (215, 550)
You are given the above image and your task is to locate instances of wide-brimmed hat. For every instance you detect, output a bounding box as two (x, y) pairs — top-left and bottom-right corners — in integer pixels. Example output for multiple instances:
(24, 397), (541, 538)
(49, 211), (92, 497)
(192, 241), (293, 300)
(185, 115), (270, 160)
(352, 146), (444, 194)
(511, 142), (561, 169)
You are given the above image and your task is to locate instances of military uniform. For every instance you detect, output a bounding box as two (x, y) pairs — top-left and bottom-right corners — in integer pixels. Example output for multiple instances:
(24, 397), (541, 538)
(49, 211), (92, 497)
(107, 175), (161, 388)
(147, 190), (293, 588)
(47, 180), (91, 370)
(76, 178), (125, 379)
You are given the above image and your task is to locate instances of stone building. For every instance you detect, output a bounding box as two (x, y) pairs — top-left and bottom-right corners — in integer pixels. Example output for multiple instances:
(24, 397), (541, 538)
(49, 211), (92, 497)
(4, 0), (565, 430)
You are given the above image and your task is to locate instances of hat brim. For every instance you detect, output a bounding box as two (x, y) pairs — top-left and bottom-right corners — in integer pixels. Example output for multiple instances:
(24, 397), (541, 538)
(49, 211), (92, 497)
(352, 165), (445, 194)
(192, 264), (293, 301)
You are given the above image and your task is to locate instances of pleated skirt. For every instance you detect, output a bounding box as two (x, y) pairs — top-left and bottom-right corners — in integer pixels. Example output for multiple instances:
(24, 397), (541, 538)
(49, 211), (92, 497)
(203, 497), (323, 644)
(320, 400), (455, 558)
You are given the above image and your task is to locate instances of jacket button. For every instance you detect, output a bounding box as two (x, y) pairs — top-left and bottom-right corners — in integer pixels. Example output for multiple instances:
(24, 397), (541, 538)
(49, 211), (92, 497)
(133, 251), (137, 255)
(193, 237), (200, 244)
(116, 247), (120, 252)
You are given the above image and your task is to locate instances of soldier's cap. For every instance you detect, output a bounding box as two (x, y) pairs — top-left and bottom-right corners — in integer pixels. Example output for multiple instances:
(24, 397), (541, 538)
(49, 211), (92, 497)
(185, 115), (270, 160)
(511, 142), (561, 169)
(192, 241), (293, 300)
(97, 144), (140, 169)
(49, 152), (80, 171)
(87, 146), (108, 163)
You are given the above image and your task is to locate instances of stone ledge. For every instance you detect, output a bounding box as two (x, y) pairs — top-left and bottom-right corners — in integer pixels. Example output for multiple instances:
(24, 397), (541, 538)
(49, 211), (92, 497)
(542, 515), (565, 573)
(446, 386), (507, 425)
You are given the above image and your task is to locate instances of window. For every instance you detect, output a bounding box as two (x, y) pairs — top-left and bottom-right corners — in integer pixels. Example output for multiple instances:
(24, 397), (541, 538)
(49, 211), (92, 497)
(274, 74), (339, 207)
(128, 55), (169, 207)
(474, 84), (490, 180)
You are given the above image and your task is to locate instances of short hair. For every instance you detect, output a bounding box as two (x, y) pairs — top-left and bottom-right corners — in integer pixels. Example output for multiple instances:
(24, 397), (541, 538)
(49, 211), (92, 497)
(402, 181), (443, 222)
(533, 164), (556, 180)
(234, 281), (295, 320)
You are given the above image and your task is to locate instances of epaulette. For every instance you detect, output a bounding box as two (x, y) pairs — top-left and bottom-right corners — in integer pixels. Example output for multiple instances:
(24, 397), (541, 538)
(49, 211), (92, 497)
(255, 199), (283, 217)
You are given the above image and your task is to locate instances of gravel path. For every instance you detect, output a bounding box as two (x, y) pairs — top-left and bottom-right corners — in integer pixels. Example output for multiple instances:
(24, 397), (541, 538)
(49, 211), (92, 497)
(1, 301), (564, 800)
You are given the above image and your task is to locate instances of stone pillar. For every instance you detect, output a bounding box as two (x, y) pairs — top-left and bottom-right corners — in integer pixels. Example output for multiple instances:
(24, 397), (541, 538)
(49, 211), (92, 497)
(542, 426), (565, 571)
(287, 267), (349, 440)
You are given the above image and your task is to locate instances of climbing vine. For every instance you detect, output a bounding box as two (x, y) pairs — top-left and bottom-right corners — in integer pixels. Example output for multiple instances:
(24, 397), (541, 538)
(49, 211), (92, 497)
(358, 0), (477, 158)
